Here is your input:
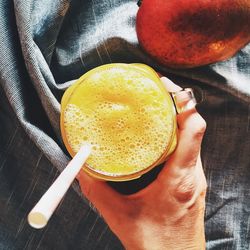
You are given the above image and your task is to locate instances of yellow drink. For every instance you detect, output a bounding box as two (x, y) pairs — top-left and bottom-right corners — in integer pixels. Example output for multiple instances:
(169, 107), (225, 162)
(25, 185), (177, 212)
(60, 63), (177, 181)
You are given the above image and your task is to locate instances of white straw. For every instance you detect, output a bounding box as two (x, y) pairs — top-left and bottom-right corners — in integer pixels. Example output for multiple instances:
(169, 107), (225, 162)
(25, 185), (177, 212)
(27, 145), (92, 229)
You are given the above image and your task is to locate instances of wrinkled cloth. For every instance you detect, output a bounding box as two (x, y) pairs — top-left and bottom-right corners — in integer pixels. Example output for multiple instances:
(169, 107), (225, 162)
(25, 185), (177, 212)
(0, 0), (250, 249)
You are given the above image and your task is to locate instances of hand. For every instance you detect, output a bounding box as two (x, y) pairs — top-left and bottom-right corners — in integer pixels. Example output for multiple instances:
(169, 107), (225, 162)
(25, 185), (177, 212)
(77, 77), (207, 250)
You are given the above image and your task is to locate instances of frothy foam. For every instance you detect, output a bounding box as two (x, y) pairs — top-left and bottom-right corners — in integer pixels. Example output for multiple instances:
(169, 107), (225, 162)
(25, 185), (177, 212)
(63, 66), (175, 176)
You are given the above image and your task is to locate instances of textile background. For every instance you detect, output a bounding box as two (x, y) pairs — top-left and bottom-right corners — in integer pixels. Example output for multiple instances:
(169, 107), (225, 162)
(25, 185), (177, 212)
(0, 0), (250, 249)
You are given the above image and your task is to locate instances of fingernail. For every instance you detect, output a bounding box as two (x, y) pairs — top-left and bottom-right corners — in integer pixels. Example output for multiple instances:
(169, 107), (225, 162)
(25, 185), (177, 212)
(160, 77), (182, 92)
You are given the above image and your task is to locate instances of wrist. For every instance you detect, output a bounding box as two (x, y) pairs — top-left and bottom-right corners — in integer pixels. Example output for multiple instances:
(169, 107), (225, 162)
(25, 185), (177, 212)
(124, 233), (205, 250)
(121, 210), (206, 250)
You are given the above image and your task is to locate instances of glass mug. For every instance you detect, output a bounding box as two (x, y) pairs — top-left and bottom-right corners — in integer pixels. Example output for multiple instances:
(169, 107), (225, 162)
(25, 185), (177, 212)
(60, 63), (196, 181)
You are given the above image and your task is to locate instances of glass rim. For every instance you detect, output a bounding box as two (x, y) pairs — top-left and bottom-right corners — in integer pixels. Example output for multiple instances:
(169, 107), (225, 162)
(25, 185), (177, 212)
(60, 64), (199, 181)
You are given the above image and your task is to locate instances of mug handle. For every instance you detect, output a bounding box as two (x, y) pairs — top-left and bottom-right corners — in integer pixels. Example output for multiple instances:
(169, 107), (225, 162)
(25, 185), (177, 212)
(171, 88), (197, 114)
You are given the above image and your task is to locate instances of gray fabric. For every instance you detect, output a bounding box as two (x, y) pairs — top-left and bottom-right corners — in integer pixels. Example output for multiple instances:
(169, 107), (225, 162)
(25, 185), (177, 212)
(0, 0), (250, 249)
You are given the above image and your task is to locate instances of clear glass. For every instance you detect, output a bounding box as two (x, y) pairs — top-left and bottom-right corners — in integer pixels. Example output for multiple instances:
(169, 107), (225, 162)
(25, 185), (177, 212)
(60, 64), (195, 181)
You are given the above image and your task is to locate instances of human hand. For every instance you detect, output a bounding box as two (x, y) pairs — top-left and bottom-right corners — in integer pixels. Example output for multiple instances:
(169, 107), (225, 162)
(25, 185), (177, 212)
(77, 77), (207, 250)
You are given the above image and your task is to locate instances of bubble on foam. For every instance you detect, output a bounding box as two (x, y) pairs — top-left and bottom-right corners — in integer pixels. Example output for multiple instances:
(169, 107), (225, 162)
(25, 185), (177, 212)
(63, 67), (175, 175)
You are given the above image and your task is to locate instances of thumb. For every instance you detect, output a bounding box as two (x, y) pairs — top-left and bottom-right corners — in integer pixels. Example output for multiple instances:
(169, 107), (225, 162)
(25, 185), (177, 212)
(172, 108), (206, 168)
(157, 77), (206, 203)
(160, 76), (206, 168)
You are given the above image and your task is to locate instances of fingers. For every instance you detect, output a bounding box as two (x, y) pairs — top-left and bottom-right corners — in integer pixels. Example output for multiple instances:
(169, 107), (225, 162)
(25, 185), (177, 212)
(77, 170), (125, 218)
(160, 76), (206, 168)
(173, 109), (206, 168)
(161, 76), (182, 92)
(157, 77), (206, 203)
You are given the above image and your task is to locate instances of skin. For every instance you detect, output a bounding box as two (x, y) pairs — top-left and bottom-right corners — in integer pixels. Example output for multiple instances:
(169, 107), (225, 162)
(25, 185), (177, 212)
(77, 77), (207, 250)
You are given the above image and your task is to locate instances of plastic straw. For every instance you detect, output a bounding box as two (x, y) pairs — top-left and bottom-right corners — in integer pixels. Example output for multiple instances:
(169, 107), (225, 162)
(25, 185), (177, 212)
(27, 145), (91, 229)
